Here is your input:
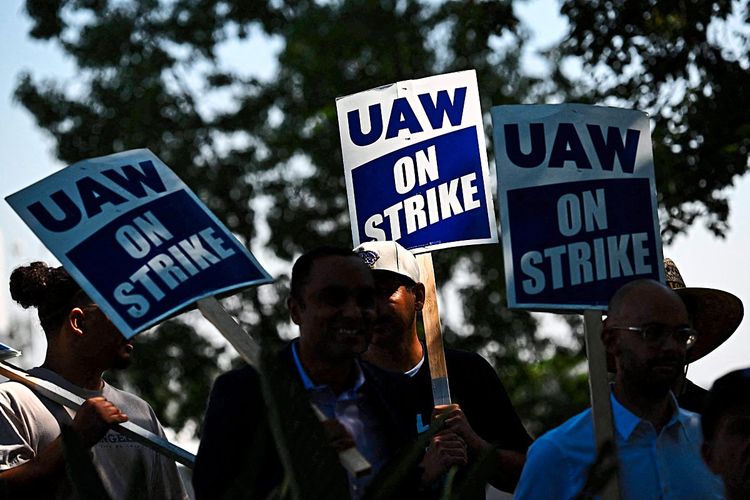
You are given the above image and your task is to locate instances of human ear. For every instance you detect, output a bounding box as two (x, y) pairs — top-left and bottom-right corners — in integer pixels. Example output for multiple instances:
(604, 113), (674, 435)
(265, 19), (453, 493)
(288, 296), (302, 326)
(68, 308), (86, 336)
(413, 283), (426, 312)
(601, 327), (618, 357)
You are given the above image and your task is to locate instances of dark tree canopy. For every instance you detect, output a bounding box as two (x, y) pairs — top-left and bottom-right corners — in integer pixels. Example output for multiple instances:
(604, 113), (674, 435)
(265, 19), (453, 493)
(16, 0), (750, 435)
(555, 0), (750, 241)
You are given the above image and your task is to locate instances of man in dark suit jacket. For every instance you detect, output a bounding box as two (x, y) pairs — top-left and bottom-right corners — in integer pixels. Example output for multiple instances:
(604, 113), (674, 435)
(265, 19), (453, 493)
(193, 246), (410, 499)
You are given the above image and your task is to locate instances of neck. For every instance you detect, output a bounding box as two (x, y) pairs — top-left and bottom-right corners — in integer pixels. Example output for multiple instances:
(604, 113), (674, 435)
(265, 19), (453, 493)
(613, 379), (674, 430)
(42, 349), (104, 391)
(298, 342), (357, 395)
(363, 327), (423, 373)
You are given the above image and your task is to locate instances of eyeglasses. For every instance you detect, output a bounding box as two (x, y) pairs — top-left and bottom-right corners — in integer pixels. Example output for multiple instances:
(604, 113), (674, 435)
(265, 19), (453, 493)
(604, 324), (698, 348)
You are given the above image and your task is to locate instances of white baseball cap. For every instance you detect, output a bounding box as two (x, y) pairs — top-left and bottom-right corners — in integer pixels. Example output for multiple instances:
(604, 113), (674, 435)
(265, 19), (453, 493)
(353, 240), (420, 284)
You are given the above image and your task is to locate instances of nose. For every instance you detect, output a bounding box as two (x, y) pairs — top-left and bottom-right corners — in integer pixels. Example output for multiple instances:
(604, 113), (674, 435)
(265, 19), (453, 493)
(340, 295), (371, 320)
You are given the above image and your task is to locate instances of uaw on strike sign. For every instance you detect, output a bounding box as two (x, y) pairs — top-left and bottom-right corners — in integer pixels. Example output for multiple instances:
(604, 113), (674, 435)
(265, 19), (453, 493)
(6, 149), (272, 338)
(492, 104), (664, 311)
(336, 70), (497, 251)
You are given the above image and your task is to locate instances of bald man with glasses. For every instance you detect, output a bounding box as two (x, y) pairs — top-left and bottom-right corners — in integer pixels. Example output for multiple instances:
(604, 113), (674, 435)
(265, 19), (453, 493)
(515, 279), (724, 499)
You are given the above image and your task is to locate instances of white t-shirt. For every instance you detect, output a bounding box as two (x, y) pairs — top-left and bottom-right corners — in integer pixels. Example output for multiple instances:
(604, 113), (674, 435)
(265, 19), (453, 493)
(0, 367), (187, 500)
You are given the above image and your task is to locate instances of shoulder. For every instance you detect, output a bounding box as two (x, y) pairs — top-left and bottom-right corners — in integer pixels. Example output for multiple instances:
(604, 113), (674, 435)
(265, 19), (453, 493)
(444, 348), (498, 379)
(530, 408), (595, 466)
(101, 383), (167, 431)
(205, 365), (262, 417)
(443, 348), (507, 394)
(0, 380), (40, 402)
(213, 365), (261, 391)
(676, 406), (704, 438)
(444, 347), (489, 366)
(0, 380), (50, 415)
(515, 410), (594, 499)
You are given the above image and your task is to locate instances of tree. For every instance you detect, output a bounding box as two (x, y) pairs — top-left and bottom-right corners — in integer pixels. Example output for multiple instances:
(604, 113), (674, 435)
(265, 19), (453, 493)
(554, 0), (750, 242)
(21, 0), (750, 438)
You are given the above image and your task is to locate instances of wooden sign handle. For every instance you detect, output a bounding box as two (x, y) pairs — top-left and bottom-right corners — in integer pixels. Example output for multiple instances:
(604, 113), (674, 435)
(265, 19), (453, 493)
(0, 361), (196, 468)
(584, 310), (621, 500)
(198, 297), (260, 367)
(416, 254), (451, 406)
(197, 296), (371, 477)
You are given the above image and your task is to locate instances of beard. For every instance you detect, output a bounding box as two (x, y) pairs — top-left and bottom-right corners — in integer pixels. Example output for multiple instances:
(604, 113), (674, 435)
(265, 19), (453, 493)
(618, 349), (685, 397)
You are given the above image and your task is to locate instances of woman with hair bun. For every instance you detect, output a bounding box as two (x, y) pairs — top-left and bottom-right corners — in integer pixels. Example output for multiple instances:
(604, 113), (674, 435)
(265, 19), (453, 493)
(0, 262), (187, 499)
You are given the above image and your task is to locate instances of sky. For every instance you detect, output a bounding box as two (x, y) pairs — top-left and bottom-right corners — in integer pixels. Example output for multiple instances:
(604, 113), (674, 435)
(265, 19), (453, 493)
(0, 0), (748, 394)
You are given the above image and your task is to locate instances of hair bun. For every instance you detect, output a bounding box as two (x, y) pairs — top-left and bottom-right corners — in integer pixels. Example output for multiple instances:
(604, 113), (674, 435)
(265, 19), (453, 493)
(9, 262), (65, 309)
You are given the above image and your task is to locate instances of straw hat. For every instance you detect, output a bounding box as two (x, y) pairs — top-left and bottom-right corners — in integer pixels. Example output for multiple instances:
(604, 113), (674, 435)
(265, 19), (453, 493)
(664, 258), (744, 363)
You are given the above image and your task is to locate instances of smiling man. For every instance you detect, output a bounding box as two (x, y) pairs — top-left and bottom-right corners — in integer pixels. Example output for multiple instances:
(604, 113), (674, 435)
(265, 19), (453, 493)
(515, 279), (724, 499)
(194, 246), (407, 499)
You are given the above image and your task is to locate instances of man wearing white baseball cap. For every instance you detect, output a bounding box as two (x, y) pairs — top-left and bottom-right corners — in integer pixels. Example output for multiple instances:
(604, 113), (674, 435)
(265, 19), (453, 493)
(354, 240), (531, 494)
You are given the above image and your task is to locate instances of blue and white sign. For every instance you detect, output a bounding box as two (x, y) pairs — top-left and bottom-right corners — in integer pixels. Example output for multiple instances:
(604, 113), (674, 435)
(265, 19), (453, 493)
(6, 149), (273, 338)
(337, 70), (498, 252)
(491, 104), (664, 311)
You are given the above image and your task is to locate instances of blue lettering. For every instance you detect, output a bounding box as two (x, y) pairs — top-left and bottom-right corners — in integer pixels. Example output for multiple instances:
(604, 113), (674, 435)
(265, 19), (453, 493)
(347, 104), (383, 146)
(418, 87), (467, 130)
(586, 124), (640, 174)
(549, 123), (592, 169)
(385, 97), (423, 139)
(77, 177), (128, 217)
(504, 123), (546, 168)
(27, 190), (82, 233)
(102, 160), (167, 197)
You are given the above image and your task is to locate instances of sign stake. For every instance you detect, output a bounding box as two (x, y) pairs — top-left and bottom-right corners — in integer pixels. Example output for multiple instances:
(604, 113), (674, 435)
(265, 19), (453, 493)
(197, 296), (371, 477)
(0, 361), (196, 468)
(584, 310), (620, 500)
(416, 254), (451, 406)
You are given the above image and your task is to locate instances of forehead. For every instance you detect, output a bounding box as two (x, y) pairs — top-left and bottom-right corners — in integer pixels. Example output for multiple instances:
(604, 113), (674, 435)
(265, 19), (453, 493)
(616, 284), (689, 325)
(373, 270), (412, 288)
(304, 255), (374, 292)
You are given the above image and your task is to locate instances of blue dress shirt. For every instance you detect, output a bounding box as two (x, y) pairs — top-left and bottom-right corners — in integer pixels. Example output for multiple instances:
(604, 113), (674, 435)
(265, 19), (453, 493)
(291, 342), (389, 499)
(515, 392), (724, 499)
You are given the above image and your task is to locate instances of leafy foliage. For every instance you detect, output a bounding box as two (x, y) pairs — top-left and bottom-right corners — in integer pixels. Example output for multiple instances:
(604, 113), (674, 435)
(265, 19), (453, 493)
(15, 0), (750, 439)
(555, 0), (750, 242)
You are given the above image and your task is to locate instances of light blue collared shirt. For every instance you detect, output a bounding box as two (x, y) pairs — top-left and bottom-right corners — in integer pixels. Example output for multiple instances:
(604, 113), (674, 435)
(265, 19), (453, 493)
(515, 392), (724, 499)
(291, 342), (389, 499)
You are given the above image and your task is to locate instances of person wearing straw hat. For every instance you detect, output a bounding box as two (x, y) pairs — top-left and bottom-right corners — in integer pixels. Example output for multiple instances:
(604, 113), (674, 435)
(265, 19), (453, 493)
(353, 240), (531, 494)
(663, 258), (744, 412)
(515, 279), (724, 499)
(701, 367), (750, 500)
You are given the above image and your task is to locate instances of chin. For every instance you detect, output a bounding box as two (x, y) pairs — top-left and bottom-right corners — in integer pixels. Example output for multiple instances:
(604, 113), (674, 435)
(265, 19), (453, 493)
(111, 357), (133, 370)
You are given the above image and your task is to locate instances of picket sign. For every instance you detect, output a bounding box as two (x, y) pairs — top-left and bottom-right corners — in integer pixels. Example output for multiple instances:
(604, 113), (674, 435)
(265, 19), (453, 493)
(416, 254), (452, 406)
(583, 310), (620, 500)
(196, 297), (372, 477)
(0, 361), (196, 468)
(338, 71), (500, 409)
(490, 104), (666, 500)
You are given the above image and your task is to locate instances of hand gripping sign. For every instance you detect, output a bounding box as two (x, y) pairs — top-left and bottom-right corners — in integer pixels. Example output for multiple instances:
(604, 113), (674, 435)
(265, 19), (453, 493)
(337, 69), (497, 253)
(6, 149), (273, 338)
(337, 70), (498, 407)
(491, 104), (664, 311)
(6, 149), (372, 477)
